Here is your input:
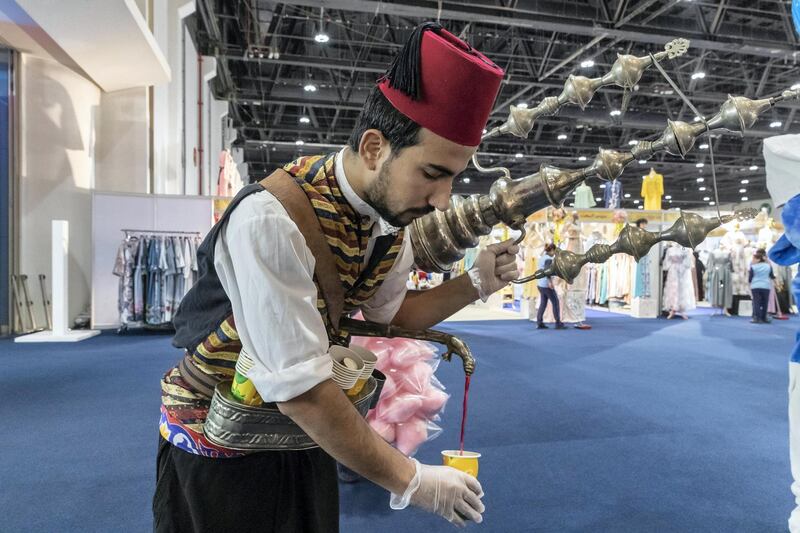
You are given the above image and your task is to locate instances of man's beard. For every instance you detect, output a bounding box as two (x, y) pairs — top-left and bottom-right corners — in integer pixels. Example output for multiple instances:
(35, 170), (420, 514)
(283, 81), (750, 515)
(364, 158), (434, 227)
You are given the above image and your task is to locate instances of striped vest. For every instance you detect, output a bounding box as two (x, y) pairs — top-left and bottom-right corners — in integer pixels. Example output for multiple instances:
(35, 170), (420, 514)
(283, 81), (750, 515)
(160, 153), (405, 457)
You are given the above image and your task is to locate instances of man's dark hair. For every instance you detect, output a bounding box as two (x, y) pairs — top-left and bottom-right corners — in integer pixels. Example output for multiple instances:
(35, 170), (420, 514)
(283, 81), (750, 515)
(544, 243), (557, 253)
(635, 218), (648, 227)
(347, 87), (422, 154)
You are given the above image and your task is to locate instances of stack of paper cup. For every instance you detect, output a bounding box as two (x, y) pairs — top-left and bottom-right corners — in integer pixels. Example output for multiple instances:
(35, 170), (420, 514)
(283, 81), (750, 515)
(347, 346), (378, 396)
(330, 346), (364, 390)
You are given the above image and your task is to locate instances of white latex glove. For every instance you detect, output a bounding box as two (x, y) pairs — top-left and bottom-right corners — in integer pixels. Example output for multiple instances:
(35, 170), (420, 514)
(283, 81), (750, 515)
(390, 459), (485, 528)
(468, 238), (521, 301)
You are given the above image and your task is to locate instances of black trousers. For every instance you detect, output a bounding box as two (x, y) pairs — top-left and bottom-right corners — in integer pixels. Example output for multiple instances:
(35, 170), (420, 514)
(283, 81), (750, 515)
(537, 287), (562, 325)
(751, 288), (770, 322)
(153, 438), (339, 533)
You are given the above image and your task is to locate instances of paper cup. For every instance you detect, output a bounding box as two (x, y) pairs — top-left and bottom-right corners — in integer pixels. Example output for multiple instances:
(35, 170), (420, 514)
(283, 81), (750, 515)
(347, 346), (378, 396)
(442, 450), (481, 478)
(330, 346), (364, 390)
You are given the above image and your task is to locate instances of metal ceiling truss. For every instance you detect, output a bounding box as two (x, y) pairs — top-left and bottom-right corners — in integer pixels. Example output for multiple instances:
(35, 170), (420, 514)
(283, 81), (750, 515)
(191, 0), (800, 208)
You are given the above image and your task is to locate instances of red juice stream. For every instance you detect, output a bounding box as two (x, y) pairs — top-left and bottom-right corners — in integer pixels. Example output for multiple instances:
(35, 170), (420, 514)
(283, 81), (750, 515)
(458, 375), (471, 455)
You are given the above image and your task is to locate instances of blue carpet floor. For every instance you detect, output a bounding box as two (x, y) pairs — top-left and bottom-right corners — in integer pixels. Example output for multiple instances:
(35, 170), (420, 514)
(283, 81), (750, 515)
(1, 313), (796, 532)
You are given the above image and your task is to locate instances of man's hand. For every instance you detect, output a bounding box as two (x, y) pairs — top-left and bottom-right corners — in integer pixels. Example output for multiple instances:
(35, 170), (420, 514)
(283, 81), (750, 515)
(391, 459), (485, 528)
(468, 239), (520, 301)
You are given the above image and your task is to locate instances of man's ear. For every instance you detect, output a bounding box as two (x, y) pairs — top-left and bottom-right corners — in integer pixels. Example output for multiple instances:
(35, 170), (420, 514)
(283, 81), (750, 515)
(358, 129), (387, 171)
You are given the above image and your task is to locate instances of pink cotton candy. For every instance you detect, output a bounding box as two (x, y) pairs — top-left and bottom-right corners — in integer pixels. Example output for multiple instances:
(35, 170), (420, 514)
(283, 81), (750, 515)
(420, 387), (449, 416)
(377, 394), (423, 424)
(369, 418), (396, 443)
(395, 417), (429, 456)
(380, 373), (398, 400)
(397, 362), (433, 395)
(389, 339), (434, 369)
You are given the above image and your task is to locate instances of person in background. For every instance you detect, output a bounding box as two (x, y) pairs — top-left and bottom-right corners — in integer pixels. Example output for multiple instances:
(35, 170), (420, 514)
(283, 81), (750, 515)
(750, 249), (775, 324)
(536, 243), (566, 330)
(634, 218), (648, 230)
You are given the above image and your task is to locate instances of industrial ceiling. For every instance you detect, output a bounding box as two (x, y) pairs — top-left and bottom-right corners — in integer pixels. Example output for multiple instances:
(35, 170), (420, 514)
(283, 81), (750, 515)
(191, 0), (800, 208)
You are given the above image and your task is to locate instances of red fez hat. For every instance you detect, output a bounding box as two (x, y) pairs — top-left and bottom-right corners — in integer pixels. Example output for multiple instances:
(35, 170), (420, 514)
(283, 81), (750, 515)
(378, 23), (504, 147)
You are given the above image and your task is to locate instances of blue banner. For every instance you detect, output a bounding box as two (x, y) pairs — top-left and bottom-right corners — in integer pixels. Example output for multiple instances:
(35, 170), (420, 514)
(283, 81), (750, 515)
(794, 0), (800, 37)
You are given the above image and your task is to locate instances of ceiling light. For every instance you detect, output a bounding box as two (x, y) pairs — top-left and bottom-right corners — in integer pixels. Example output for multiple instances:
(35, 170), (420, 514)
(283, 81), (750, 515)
(516, 102), (529, 109)
(299, 116), (311, 124)
(462, 177), (471, 184)
(295, 139), (304, 146)
(637, 205), (643, 209)
(600, 184), (607, 189)
(741, 179), (749, 184)
(739, 188), (747, 193)
(697, 177), (704, 182)
(691, 72), (706, 80)
(633, 200), (640, 204)
(303, 83), (318, 92)
(699, 186), (706, 191)
(770, 121), (782, 128)
(693, 115), (702, 122)
(703, 197), (710, 201)
(742, 196), (749, 201)
(609, 109), (622, 116)
(595, 197), (602, 202)
(515, 153), (524, 158)
(314, 33), (330, 43)
(792, 83), (800, 90)
(665, 195), (672, 200)
(699, 143), (709, 149)
(749, 165), (758, 170)
(580, 59), (595, 68)
(578, 156), (587, 161)
(639, 159), (647, 164)
(624, 193), (631, 198)
(709, 201), (716, 206)
(628, 140), (638, 146)
(696, 162), (704, 168)
(482, 128), (487, 134)
(557, 134), (568, 140)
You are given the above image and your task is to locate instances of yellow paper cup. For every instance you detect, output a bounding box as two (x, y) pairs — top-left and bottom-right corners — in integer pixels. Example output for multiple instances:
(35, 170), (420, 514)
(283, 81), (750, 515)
(330, 346), (364, 390)
(347, 346), (378, 396)
(442, 450), (481, 478)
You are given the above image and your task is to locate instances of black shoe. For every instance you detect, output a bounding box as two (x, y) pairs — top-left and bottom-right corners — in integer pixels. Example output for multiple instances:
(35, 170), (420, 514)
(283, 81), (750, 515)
(555, 324), (567, 330)
(750, 319), (759, 323)
(537, 324), (548, 329)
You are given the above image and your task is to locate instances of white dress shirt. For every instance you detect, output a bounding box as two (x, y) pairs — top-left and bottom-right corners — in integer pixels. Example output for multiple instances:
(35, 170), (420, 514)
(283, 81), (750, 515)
(213, 150), (414, 402)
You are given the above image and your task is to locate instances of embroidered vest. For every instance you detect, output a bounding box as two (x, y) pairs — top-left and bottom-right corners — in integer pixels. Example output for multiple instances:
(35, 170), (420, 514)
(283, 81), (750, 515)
(161, 153), (405, 457)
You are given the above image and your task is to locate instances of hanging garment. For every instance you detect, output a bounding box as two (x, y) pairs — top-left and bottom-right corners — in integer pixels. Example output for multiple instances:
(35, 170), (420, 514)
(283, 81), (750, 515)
(574, 182), (596, 209)
(133, 237), (147, 321)
(663, 246), (697, 312)
(634, 251), (652, 299)
(112, 237), (138, 324)
(604, 179), (623, 208)
(641, 170), (664, 210)
(562, 222), (587, 322)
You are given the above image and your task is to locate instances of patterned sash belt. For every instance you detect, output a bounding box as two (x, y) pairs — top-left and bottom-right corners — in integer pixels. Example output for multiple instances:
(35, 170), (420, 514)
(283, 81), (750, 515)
(204, 377), (377, 451)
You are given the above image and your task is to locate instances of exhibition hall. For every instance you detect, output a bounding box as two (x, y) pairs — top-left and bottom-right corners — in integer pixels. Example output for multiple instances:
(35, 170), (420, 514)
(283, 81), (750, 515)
(2, 1), (800, 531)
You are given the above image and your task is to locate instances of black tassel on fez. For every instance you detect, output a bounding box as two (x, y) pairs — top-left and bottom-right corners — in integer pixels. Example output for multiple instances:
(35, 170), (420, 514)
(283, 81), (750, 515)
(382, 22), (442, 101)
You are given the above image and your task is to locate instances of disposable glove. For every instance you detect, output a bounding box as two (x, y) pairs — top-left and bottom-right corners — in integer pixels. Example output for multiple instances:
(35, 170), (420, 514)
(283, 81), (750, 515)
(468, 238), (520, 301)
(390, 459), (485, 528)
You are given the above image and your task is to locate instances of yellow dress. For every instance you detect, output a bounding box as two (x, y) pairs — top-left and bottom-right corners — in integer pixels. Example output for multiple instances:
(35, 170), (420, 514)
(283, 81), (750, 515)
(641, 170), (664, 210)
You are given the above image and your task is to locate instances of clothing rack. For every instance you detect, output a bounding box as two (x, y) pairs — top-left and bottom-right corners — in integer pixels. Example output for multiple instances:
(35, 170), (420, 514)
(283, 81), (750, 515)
(122, 229), (201, 237)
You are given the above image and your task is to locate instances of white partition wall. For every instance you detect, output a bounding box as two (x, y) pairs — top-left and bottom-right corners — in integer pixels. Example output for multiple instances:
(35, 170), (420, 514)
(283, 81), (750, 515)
(91, 192), (213, 328)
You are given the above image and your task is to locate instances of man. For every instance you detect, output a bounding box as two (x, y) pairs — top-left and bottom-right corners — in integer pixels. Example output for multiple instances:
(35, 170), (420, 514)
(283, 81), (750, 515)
(764, 133), (800, 531)
(536, 243), (566, 330)
(153, 22), (519, 532)
(634, 218), (648, 229)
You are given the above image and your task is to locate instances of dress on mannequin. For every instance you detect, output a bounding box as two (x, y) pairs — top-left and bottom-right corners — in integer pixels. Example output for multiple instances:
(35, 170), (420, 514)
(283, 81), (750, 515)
(574, 182), (596, 209)
(641, 168), (664, 210)
(522, 226), (545, 300)
(663, 245), (697, 317)
(604, 179), (623, 208)
(562, 217), (588, 325)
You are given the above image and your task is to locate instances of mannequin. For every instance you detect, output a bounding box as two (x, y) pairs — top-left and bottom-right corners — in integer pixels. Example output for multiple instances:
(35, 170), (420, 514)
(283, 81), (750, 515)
(663, 244), (697, 319)
(551, 207), (567, 246)
(604, 179), (623, 209)
(707, 245), (734, 315)
(574, 181), (597, 209)
(641, 168), (664, 210)
(562, 212), (591, 329)
(521, 223), (546, 301)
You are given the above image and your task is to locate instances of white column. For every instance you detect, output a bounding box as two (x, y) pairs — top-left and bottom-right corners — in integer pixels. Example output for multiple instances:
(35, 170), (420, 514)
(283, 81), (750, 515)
(15, 221), (100, 342)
